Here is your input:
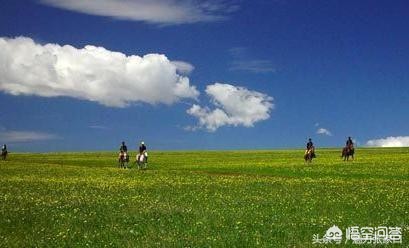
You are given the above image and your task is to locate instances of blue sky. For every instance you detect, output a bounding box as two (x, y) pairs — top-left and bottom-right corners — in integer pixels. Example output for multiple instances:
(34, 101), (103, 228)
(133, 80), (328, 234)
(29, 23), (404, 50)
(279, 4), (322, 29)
(0, 0), (408, 151)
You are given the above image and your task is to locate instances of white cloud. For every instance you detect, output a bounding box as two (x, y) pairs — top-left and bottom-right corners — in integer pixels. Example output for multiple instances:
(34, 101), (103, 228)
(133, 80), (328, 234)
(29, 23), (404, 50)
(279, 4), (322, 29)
(187, 83), (274, 131)
(366, 136), (409, 147)
(0, 130), (59, 143)
(40, 0), (239, 25)
(0, 37), (199, 107)
(317, 128), (332, 136)
(171, 61), (195, 75)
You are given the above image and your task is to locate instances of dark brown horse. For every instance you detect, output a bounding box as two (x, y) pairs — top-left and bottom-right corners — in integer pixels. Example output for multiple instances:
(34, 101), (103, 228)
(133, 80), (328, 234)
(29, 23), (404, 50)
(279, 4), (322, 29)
(341, 147), (354, 161)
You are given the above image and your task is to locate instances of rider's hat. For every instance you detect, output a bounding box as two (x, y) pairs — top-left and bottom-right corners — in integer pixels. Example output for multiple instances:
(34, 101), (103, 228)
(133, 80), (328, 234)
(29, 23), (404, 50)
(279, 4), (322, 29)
(141, 141), (145, 145)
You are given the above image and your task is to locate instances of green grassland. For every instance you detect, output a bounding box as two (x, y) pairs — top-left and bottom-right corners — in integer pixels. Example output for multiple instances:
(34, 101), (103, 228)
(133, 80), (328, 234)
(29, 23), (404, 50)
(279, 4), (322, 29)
(0, 148), (408, 247)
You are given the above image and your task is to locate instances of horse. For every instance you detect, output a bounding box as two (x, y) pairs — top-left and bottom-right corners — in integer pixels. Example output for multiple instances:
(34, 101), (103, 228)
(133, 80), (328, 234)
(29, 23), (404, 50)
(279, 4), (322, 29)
(118, 151), (129, 168)
(341, 146), (354, 161)
(1, 150), (7, 160)
(304, 147), (315, 163)
(136, 151), (148, 170)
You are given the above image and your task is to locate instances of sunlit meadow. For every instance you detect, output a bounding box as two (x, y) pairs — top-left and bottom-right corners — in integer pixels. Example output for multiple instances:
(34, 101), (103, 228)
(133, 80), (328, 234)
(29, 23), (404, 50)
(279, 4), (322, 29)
(0, 148), (408, 247)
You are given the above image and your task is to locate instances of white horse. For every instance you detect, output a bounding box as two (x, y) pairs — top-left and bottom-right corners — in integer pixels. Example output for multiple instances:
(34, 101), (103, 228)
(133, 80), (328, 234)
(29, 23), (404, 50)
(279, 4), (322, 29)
(136, 151), (148, 170)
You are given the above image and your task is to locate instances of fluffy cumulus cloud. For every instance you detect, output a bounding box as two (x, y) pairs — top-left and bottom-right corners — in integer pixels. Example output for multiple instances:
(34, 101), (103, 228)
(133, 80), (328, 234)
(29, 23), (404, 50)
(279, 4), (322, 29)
(40, 0), (239, 25)
(187, 83), (274, 131)
(366, 136), (409, 147)
(0, 37), (199, 107)
(316, 128), (332, 136)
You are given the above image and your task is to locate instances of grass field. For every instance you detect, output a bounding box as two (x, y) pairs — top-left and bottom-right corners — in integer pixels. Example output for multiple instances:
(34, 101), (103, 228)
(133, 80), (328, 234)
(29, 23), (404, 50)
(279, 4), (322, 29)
(0, 148), (408, 247)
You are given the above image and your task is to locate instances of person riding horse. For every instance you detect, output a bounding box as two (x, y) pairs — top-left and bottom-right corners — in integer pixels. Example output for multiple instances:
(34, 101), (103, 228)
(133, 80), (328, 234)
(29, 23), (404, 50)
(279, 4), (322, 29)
(137, 141), (148, 169)
(139, 141), (146, 154)
(118, 141), (129, 168)
(342, 137), (355, 161)
(1, 144), (7, 160)
(304, 138), (316, 162)
(346, 137), (354, 150)
(306, 138), (316, 156)
(120, 141), (128, 153)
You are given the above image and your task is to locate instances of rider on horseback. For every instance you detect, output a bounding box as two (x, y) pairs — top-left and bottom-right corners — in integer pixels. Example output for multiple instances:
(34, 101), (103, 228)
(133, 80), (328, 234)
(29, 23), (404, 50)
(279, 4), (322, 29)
(118, 141), (129, 166)
(139, 141), (146, 153)
(342, 137), (355, 161)
(305, 138), (316, 158)
(1, 144), (7, 160)
(139, 141), (147, 162)
(120, 141), (128, 153)
(136, 141), (148, 169)
(346, 137), (354, 150)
